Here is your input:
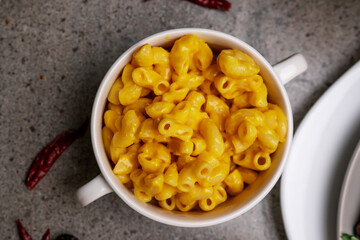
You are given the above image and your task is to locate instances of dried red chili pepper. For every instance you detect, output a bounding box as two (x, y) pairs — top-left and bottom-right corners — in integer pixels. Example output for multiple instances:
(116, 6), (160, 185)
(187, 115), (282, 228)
(185, 0), (231, 11)
(42, 229), (50, 240)
(16, 219), (33, 240)
(26, 119), (88, 189)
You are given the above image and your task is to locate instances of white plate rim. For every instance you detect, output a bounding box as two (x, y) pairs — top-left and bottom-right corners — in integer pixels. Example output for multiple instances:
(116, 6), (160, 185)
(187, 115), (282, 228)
(280, 60), (360, 240)
(337, 140), (360, 238)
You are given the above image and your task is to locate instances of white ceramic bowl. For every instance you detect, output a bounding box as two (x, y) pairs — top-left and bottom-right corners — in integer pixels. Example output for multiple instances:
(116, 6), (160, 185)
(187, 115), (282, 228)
(76, 28), (307, 227)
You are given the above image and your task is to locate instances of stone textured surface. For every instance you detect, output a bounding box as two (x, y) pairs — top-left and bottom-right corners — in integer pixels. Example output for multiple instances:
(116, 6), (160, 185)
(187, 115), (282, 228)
(1, 0), (359, 239)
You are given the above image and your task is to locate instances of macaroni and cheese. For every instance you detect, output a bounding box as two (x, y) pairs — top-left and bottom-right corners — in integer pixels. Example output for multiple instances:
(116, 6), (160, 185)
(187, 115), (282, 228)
(102, 34), (287, 212)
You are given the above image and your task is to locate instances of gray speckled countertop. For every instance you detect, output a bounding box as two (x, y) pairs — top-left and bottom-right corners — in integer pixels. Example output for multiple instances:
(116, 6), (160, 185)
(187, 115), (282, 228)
(1, 0), (359, 239)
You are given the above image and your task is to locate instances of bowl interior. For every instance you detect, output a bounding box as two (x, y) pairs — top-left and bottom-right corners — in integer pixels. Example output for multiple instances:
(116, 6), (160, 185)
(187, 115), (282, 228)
(91, 28), (293, 227)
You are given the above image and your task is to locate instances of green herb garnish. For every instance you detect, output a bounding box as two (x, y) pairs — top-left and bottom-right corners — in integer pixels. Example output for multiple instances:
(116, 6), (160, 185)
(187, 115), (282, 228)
(341, 233), (359, 240)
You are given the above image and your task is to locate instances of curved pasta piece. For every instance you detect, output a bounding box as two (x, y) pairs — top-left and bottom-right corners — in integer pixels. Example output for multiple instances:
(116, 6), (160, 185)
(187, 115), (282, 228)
(168, 138), (194, 156)
(109, 143), (127, 164)
(111, 110), (141, 148)
(213, 75), (242, 99)
(224, 169), (244, 195)
(233, 145), (271, 171)
(248, 82), (268, 107)
(107, 102), (123, 115)
(132, 67), (169, 95)
(123, 98), (152, 115)
(177, 183), (213, 205)
(164, 101), (192, 124)
(130, 169), (147, 187)
(237, 167), (258, 184)
(164, 163), (178, 187)
(205, 94), (230, 131)
(199, 119), (225, 157)
(133, 184), (152, 202)
(162, 81), (190, 103)
(262, 103), (287, 142)
(199, 196), (216, 211)
(190, 159), (213, 180)
(154, 64), (172, 82)
(113, 144), (140, 174)
(230, 120), (258, 153)
(177, 166), (197, 192)
(185, 91), (205, 110)
(158, 118), (193, 142)
(217, 49), (260, 78)
(102, 126), (113, 158)
(119, 64), (142, 105)
(256, 126), (280, 153)
(152, 47), (170, 65)
(175, 197), (197, 212)
(233, 92), (251, 109)
(200, 79), (219, 96)
(198, 185), (227, 212)
(193, 40), (213, 71)
(176, 154), (196, 170)
(138, 142), (171, 173)
(155, 184), (177, 201)
(104, 110), (121, 133)
(212, 185), (227, 204)
(132, 44), (154, 67)
(144, 173), (164, 195)
(145, 101), (175, 119)
(203, 64), (221, 82)
(107, 78), (123, 105)
(115, 174), (131, 184)
(191, 135), (207, 156)
(206, 161), (230, 186)
(158, 196), (176, 211)
(170, 35), (200, 75)
(138, 118), (168, 143)
(225, 108), (265, 135)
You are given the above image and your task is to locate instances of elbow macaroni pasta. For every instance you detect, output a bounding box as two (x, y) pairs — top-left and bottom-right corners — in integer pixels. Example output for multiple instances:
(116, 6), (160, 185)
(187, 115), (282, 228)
(104, 34), (287, 212)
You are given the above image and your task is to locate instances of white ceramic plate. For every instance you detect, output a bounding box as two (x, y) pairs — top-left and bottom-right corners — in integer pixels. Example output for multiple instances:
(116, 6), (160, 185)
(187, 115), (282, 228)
(281, 60), (360, 240)
(337, 140), (360, 238)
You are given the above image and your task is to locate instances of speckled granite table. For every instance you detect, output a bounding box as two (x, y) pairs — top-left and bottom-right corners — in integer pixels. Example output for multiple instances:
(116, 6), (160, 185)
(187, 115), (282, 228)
(1, 0), (359, 239)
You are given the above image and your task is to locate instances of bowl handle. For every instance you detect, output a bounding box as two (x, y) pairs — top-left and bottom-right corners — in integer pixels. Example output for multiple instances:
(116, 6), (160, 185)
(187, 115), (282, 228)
(75, 174), (113, 206)
(273, 53), (308, 84)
